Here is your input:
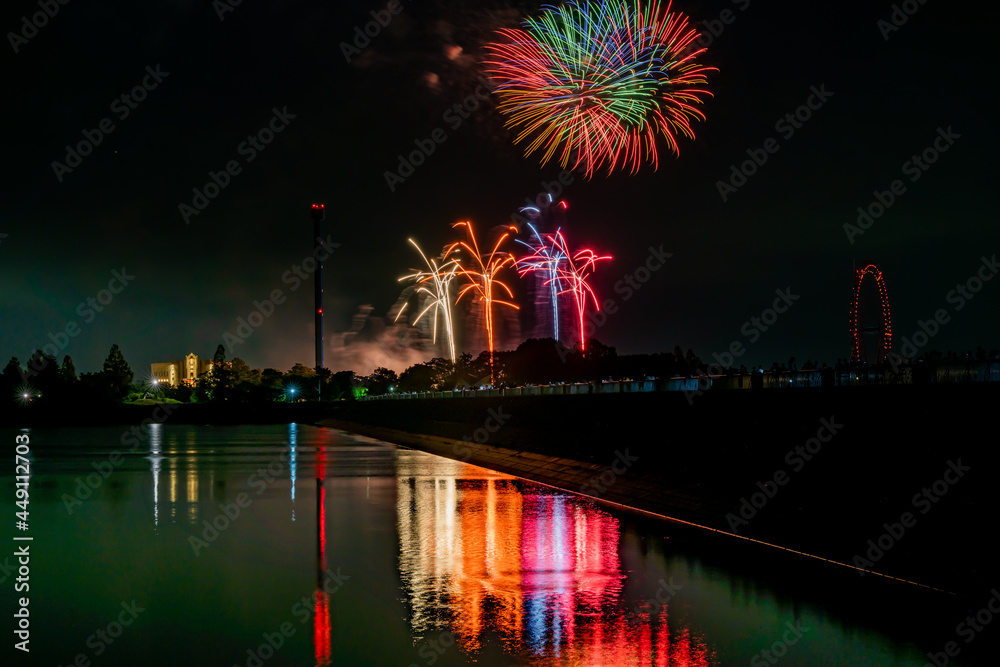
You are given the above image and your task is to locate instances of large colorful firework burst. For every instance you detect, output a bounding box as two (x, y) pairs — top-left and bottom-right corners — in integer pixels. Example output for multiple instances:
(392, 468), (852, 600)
(485, 0), (715, 177)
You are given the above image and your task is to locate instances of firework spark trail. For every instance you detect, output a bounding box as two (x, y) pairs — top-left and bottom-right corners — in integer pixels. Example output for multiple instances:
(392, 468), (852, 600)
(516, 223), (567, 343)
(522, 231), (610, 352)
(485, 0), (715, 177)
(446, 221), (519, 386)
(396, 238), (460, 363)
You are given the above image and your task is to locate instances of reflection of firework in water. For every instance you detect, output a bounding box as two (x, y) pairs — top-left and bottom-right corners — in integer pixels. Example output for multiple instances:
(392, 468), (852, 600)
(485, 0), (715, 177)
(446, 221), (519, 385)
(519, 231), (610, 351)
(394, 460), (717, 664)
(396, 238), (460, 363)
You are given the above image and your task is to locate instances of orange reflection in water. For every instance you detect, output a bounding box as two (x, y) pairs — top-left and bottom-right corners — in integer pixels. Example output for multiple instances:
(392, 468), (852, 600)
(396, 457), (715, 665)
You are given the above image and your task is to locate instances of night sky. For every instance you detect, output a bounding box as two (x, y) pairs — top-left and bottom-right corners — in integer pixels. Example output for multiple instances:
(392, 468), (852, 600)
(2, 0), (996, 376)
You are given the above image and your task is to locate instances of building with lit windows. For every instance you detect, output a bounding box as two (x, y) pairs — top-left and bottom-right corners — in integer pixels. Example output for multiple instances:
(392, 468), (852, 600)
(151, 353), (213, 387)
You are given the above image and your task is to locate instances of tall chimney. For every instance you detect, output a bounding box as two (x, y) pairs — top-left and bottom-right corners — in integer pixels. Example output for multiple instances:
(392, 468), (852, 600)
(310, 204), (326, 375)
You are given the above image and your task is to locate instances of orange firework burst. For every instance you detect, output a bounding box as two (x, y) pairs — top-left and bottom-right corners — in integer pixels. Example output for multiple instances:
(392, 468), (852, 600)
(445, 221), (519, 386)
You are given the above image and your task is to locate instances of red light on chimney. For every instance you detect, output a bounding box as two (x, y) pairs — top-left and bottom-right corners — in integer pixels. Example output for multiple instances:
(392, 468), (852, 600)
(318, 308), (323, 314)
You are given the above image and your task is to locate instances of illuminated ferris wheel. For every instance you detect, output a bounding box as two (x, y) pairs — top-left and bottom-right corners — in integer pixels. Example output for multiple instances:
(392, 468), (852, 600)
(849, 263), (893, 365)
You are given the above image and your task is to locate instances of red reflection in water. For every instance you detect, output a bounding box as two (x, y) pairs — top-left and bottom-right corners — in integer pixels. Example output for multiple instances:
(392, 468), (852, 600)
(316, 443), (327, 481)
(313, 589), (331, 667)
(314, 447), (331, 667)
(396, 461), (715, 665)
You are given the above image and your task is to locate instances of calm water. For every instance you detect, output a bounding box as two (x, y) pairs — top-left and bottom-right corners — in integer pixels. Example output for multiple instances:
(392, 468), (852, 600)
(0, 424), (977, 666)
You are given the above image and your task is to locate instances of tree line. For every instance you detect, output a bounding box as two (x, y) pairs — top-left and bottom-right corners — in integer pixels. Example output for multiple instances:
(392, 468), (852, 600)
(5, 339), (995, 411)
(0, 338), (707, 408)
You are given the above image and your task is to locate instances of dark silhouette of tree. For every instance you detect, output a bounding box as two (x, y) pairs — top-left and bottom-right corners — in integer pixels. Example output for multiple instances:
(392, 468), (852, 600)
(28, 350), (60, 403)
(207, 344), (234, 401)
(102, 344), (133, 400)
(470, 351), (494, 385)
(261, 368), (284, 388)
(3, 357), (23, 389)
(444, 353), (477, 388)
(504, 338), (569, 385)
(327, 370), (357, 400)
(287, 363), (316, 378)
(583, 339), (617, 379)
(231, 357), (252, 383)
(165, 384), (192, 403)
(365, 367), (398, 395)
(79, 371), (119, 407)
(0, 358), (23, 411)
(674, 345), (689, 377)
(685, 348), (702, 373)
(2, 357), (21, 378)
(282, 363), (317, 400)
(60, 355), (78, 384)
(399, 363), (437, 392)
